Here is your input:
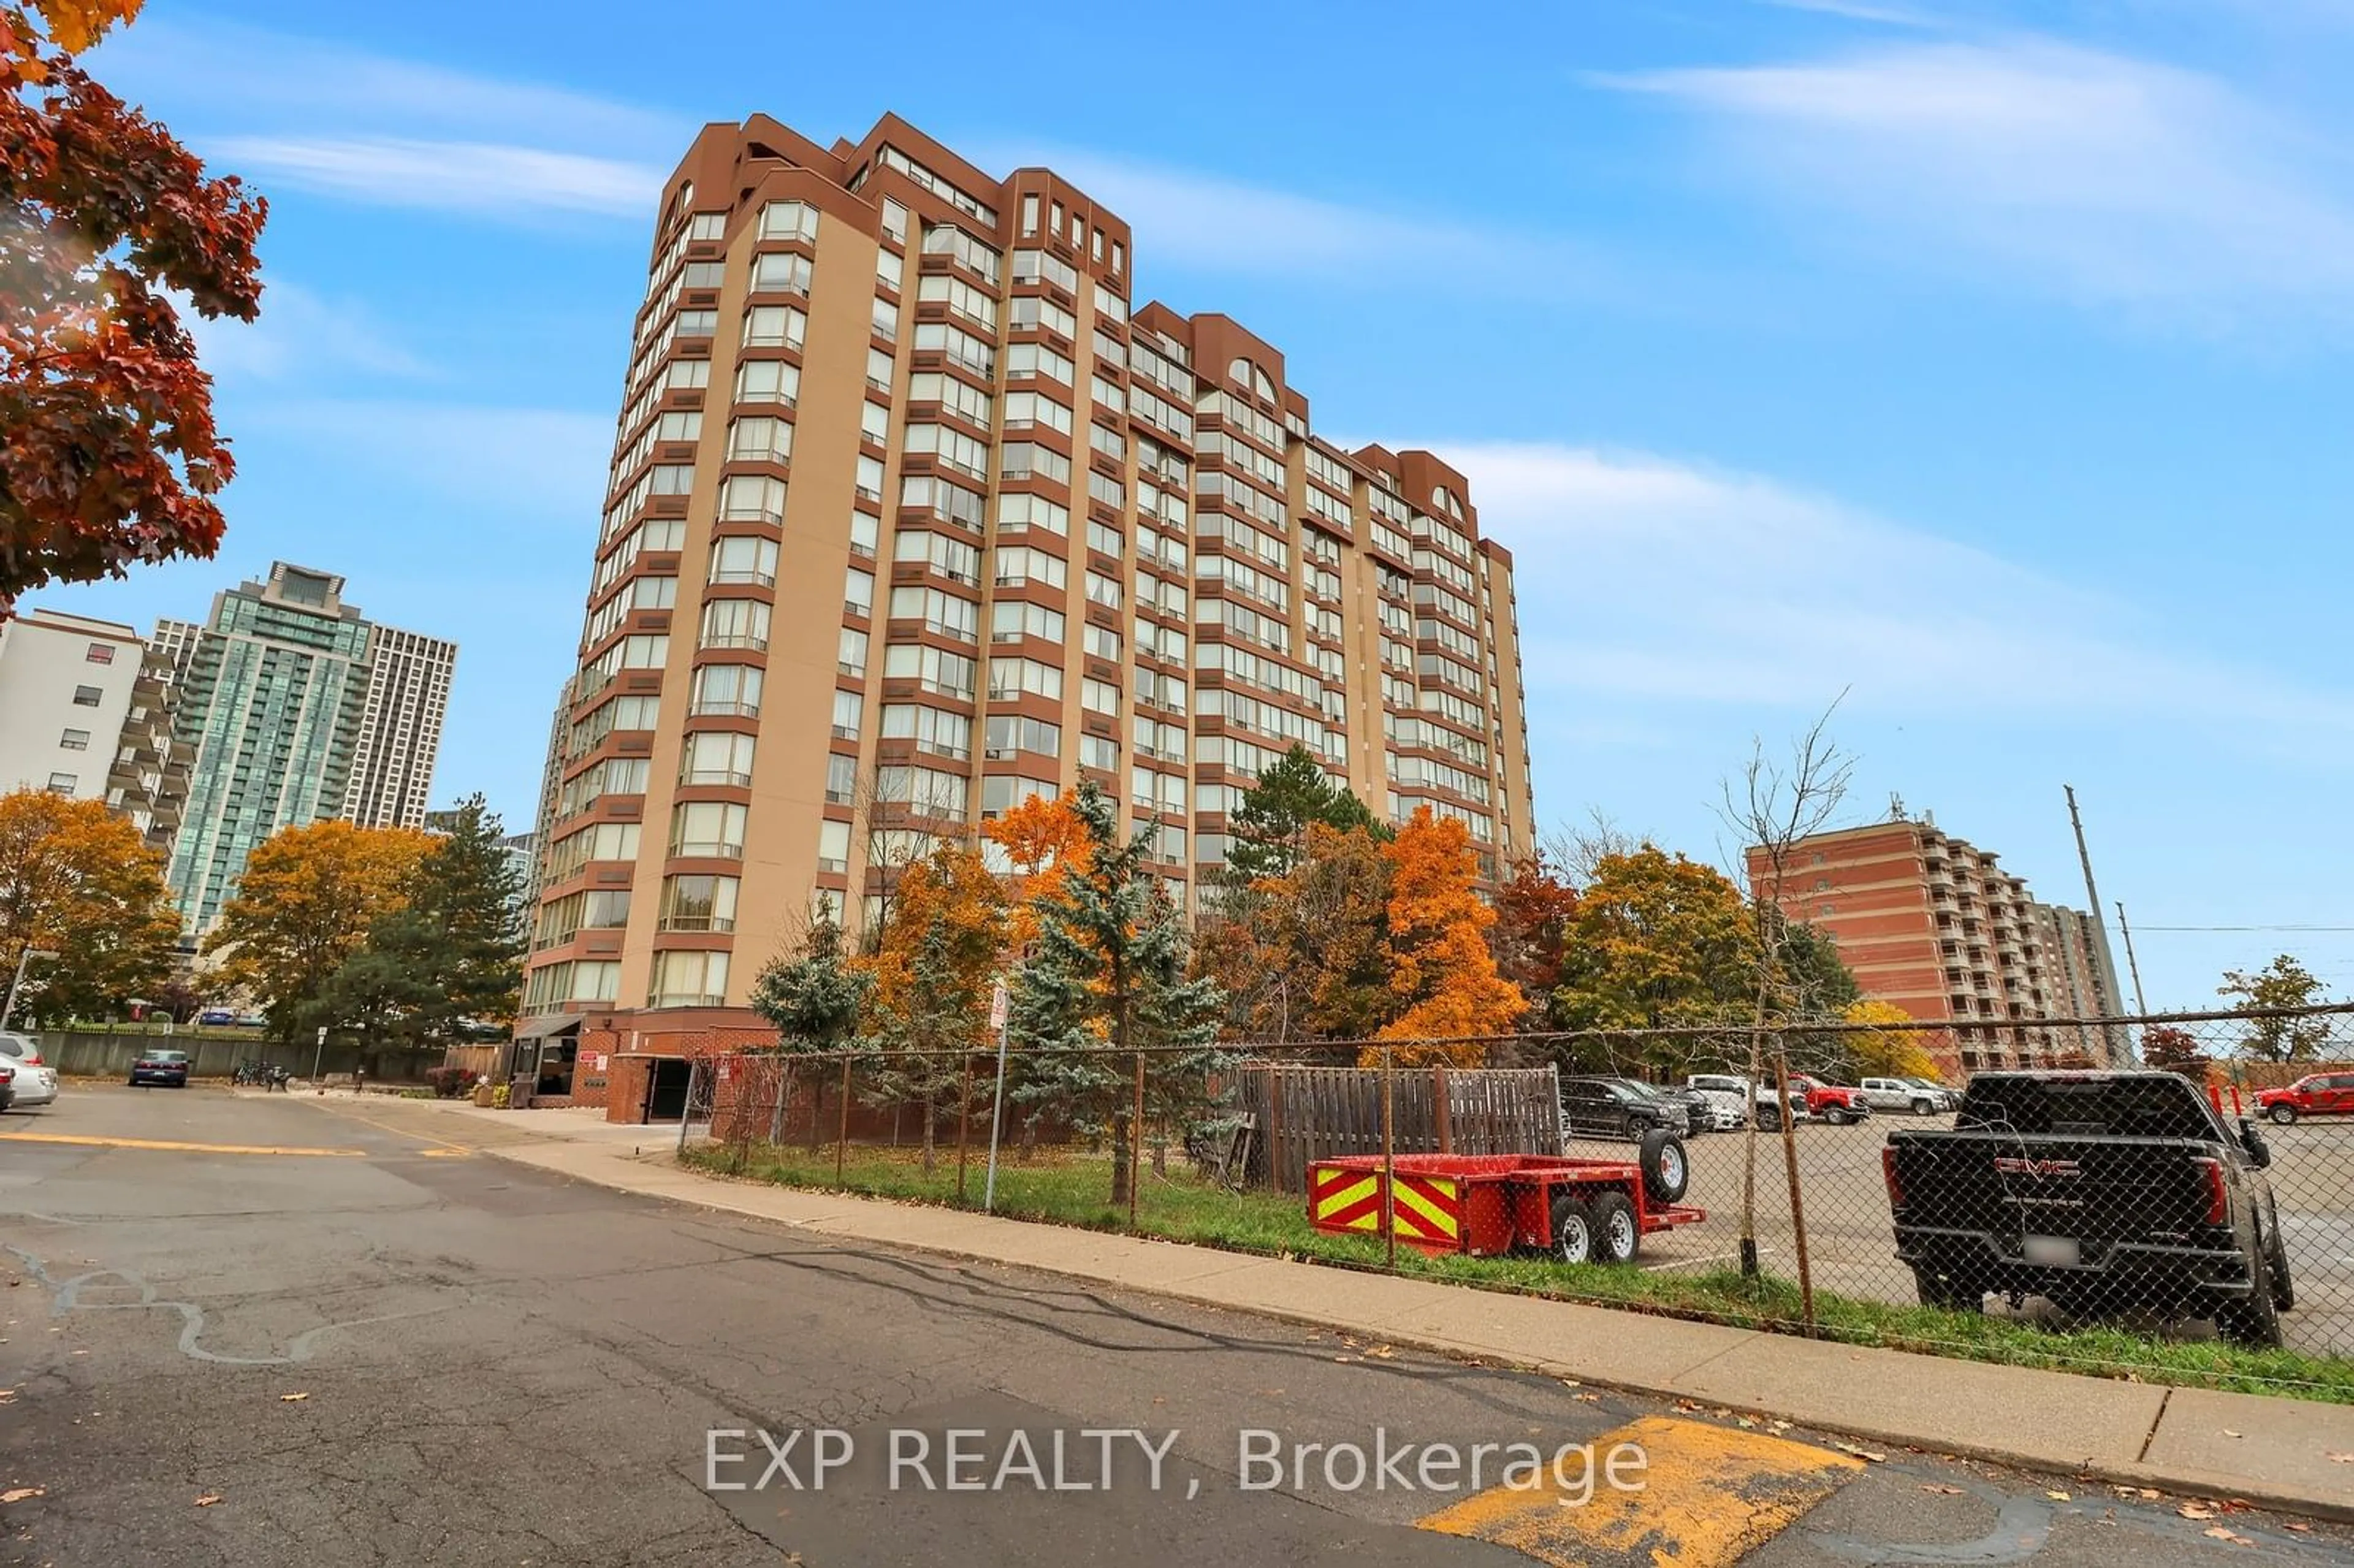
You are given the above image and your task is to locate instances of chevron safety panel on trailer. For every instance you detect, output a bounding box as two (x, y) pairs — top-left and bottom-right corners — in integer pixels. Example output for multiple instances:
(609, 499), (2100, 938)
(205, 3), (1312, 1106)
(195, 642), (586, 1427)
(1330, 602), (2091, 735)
(1308, 1162), (1463, 1251)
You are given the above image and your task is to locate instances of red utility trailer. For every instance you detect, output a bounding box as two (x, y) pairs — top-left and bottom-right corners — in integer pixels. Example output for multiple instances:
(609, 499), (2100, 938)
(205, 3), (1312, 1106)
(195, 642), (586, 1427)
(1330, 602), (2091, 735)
(1306, 1152), (1706, 1265)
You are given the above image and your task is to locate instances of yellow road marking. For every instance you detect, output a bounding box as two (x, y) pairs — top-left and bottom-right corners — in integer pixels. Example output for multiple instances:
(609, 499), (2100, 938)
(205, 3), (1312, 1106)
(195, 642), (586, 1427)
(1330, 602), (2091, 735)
(417, 1148), (472, 1159)
(0, 1132), (367, 1158)
(1417, 1415), (1864, 1567)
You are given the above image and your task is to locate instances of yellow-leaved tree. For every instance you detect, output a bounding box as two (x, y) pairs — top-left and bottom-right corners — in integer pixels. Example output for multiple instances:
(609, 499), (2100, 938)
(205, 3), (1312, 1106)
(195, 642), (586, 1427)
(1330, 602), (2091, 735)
(861, 840), (1008, 1172)
(0, 788), (177, 1022)
(1370, 808), (1525, 1065)
(1843, 998), (1940, 1081)
(204, 820), (433, 1034)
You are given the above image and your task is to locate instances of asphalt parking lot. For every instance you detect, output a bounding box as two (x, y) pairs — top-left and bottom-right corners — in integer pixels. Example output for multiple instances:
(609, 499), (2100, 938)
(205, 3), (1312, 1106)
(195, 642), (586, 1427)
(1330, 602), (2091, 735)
(6, 1084), (2348, 1567)
(1570, 1113), (2354, 1355)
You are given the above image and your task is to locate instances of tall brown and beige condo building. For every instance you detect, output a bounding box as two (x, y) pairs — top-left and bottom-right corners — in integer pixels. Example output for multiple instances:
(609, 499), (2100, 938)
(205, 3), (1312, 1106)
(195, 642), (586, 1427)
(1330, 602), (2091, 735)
(520, 115), (1535, 1038)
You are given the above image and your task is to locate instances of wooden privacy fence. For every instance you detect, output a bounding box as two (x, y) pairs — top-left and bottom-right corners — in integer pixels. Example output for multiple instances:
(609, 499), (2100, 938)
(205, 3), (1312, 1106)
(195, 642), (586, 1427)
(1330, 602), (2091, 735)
(1238, 1064), (1562, 1194)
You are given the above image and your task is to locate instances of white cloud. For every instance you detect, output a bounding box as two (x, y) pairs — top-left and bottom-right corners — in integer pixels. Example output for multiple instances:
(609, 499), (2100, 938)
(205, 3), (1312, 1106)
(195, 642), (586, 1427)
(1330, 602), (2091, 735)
(210, 136), (663, 218)
(970, 144), (1612, 296)
(1433, 441), (2354, 740)
(1756, 0), (1941, 26)
(242, 401), (611, 521)
(91, 20), (680, 221)
(1602, 38), (2354, 316)
(186, 281), (431, 382)
(92, 20), (680, 150)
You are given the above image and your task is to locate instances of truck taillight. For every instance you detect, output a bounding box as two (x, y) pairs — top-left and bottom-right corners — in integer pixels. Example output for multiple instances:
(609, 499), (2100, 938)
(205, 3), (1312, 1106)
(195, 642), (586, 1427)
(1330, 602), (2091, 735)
(2192, 1157), (2228, 1226)
(1881, 1146), (1903, 1208)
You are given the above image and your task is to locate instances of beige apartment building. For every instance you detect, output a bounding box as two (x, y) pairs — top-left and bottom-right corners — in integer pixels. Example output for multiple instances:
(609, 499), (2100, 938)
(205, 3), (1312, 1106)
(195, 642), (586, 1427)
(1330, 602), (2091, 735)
(1746, 818), (2128, 1073)
(519, 113), (1534, 1045)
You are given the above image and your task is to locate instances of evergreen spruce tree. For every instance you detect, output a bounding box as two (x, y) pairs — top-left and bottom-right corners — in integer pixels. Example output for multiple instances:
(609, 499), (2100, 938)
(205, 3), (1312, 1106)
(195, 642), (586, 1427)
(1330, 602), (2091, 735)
(303, 794), (524, 1074)
(750, 916), (875, 1151)
(749, 918), (872, 1049)
(1007, 780), (1227, 1204)
(1221, 742), (1382, 886)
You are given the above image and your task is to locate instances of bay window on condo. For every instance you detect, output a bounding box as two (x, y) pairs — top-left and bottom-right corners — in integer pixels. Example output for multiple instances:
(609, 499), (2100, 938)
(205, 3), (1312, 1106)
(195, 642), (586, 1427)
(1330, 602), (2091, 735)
(831, 690), (863, 739)
(690, 663), (761, 718)
(669, 801), (747, 859)
(709, 536), (777, 587)
(750, 251), (812, 295)
(980, 774), (1054, 820)
(659, 873), (740, 933)
(734, 359), (799, 408)
(719, 474), (786, 523)
(882, 703), (973, 760)
(875, 764), (968, 821)
(888, 585), (978, 642)
(680, 730), (756, 787)
(893, 529), (981, 585)
(728, 417), (792, 465)
(989, 600), (1064, 645)
(701, 598), (771, 652)
(883, 643), (976, 700)
(648, 949), (730, 1008)
(996, 494), (1068, 536)
(742, 305), (806, 350)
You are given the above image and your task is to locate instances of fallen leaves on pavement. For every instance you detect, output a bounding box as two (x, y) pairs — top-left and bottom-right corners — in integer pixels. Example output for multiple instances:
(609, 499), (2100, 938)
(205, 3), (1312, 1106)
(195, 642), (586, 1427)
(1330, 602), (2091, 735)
(1, 1488), (43, 1504)
(278, 1392), (310, 1403)
(195, 1494), (221, 1507)
(1920, 1484), (1964, 1495)
(2179, 1504), (2217, 1521)
(1833, 1442), (1887, 1463)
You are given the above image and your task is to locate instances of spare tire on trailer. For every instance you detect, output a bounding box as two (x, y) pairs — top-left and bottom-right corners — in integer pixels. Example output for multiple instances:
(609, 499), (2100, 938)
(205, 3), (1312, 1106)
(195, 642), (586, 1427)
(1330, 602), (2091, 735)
(1639, 1128), (1690, 1205)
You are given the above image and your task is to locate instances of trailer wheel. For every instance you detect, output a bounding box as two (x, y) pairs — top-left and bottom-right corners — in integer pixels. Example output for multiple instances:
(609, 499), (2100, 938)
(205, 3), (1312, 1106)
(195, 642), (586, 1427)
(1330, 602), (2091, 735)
(1550, 1193), (1596, 1265)
(1638, 1129), (1690, 1205)
(1588, 1191), (1641, 1265)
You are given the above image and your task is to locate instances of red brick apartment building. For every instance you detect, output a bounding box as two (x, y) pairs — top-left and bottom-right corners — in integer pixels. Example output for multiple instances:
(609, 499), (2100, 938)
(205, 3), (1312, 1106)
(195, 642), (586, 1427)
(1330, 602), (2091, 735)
(509, 113), (1537, 1111)
(1746, 820), (2128, 1075)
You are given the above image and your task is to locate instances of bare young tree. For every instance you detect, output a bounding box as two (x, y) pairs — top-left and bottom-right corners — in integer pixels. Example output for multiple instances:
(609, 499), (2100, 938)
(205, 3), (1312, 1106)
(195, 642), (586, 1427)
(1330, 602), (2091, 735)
(1542, 805), (1641, 887)
(847, 758), (977, 953)
(1715, 696), (1854, 1296)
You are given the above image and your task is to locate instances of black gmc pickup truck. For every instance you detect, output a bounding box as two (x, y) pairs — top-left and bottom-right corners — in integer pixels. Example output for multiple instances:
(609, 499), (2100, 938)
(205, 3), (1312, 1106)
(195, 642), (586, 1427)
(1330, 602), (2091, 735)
(1883, 1071), (2293, 1345)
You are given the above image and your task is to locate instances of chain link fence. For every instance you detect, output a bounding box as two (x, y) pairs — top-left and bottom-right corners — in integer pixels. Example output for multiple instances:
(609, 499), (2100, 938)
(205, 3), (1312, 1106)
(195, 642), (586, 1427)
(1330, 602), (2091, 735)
(672, 1005), (2354, 1384)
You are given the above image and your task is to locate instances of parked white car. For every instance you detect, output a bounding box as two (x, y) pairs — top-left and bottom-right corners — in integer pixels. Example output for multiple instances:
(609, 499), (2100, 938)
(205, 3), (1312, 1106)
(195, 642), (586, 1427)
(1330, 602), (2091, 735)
(0, 1032), (58, 1109)
(1858, 1076), (1948, 1116)
(1685, 1073), (1805, 1130)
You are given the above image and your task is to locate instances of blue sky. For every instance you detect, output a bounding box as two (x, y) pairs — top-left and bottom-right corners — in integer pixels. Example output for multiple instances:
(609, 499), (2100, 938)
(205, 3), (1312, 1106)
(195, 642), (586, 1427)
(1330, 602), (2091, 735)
(40, 0), (2354, 1007)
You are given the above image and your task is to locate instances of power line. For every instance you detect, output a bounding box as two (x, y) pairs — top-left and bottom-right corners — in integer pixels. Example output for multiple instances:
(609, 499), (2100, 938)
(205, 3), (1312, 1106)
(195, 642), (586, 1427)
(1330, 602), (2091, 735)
(2132, 924), (2354, 934)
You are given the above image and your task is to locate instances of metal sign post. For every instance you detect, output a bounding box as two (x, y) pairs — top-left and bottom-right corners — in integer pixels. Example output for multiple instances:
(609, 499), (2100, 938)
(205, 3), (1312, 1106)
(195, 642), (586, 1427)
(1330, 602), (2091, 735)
(312, 1025), (328, 1084)
(983, 983), (1011, 1212)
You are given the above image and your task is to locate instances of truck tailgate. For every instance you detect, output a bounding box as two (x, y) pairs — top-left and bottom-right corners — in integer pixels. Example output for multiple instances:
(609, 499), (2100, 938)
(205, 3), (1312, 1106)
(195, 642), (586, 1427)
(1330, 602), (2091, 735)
(1889, 1132), (2223, 1247)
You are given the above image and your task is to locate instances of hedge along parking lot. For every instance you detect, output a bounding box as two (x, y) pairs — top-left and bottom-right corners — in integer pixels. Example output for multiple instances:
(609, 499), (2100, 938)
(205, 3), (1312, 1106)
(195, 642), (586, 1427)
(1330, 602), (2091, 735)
(678, 1134), (2354, 1404)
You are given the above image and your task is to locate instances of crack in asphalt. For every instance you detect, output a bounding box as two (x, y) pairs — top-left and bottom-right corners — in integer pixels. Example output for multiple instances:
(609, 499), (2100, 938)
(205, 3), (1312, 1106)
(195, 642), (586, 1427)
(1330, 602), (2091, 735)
(2, 1243), (459, 1366)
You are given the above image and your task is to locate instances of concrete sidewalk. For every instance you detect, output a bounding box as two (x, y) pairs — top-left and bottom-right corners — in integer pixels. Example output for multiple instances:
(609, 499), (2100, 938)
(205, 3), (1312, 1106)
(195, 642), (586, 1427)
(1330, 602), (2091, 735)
(344, 1095), (2354, 1523)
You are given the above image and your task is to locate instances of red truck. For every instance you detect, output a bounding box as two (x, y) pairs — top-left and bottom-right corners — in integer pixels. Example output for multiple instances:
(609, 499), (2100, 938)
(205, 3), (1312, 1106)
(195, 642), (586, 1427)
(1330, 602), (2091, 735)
(2255, 1071), (2354, 1125)
(1788, 1075), (1872, 1125)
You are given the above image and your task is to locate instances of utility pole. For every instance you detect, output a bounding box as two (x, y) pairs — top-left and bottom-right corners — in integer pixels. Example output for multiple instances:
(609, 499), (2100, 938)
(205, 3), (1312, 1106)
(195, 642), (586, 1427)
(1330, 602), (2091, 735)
(2065, 786), (2129, 1063)
(2114, 900), (2150, 1016)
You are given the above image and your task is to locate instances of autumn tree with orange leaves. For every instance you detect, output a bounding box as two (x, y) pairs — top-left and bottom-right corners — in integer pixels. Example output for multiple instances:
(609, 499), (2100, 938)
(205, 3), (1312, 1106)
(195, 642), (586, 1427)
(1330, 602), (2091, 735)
(861, 840), (1007, 1172)
(0, 786), (176, 1021)
(982, 791), (1091, 954)
(204, 820), (434, 1036)
(1370, 808), (1526, 1065)
(2, 0), (267, 613)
